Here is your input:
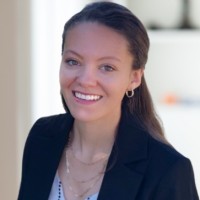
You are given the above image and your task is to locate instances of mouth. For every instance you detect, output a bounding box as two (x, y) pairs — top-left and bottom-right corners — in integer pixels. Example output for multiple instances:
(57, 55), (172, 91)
(73, 91), (102, 101)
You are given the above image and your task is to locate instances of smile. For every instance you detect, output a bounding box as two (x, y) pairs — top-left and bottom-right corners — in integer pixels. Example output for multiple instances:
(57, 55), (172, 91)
(74, 92), (102, 101)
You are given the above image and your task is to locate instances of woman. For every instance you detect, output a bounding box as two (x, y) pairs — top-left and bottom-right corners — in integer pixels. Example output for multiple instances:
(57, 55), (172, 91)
(18, 2), (199, 200)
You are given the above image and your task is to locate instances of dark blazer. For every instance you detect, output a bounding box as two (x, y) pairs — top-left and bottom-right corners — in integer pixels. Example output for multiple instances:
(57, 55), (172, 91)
(18, 111), (199, 200)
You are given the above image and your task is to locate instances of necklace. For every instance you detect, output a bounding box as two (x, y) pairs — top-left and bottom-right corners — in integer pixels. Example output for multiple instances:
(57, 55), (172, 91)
(68, 146), (108, 166)
(66, 171), (102, 198)
(66, 156), (104, 183)
(65, 148), (107, 199)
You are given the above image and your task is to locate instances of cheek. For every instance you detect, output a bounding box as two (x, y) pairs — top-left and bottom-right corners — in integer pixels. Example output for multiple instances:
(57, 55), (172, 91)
(59, 71), (66, 90)
(105, 79), (129, 99)
(59, 71), (67, 87)
(59, 67), (73, 89)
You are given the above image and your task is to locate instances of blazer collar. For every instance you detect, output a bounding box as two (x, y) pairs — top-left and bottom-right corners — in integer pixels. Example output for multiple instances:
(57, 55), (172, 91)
(116, 110), (148, 164)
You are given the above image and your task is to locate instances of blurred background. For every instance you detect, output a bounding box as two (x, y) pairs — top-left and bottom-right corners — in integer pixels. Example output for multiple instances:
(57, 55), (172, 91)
(0, 0), (200, 199)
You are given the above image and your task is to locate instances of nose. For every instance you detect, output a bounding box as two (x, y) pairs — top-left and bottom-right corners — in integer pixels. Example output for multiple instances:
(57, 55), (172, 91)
(77, 66), (97, 87)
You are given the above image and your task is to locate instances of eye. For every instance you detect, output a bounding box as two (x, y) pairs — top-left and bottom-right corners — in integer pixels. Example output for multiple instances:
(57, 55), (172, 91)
(65, 59), (80, 66)
(100, 64), (115, 72)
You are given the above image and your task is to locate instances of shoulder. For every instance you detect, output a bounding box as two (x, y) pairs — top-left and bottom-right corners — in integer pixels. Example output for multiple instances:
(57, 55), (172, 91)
(118, 111), (190, 169)
(147, 137), (199, 199)
(145, 135), (196, 185)
(21, 112), (73, 165)
(148, 135), (190, 170)
(28, 112), (73, 138)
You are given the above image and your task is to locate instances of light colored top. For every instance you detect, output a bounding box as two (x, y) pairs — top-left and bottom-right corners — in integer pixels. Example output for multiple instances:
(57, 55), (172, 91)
(48, 173), (99, 200)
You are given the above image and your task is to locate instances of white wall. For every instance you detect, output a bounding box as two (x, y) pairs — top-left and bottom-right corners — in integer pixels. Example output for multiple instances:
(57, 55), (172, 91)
(146, 30), (200, 102)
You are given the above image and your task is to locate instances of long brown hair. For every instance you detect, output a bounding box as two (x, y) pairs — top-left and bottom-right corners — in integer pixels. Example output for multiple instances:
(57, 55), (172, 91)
(61, 2), (168, 144)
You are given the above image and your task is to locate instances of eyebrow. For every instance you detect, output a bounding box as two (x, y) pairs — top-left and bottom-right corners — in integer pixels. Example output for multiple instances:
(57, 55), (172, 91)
(63, 49), (121, 62)
(63, 50), (83, 59)
(97, 56), (121, 62)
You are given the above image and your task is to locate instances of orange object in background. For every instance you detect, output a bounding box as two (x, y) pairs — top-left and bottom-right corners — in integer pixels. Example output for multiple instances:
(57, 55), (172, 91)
(162, 93), (179, 105)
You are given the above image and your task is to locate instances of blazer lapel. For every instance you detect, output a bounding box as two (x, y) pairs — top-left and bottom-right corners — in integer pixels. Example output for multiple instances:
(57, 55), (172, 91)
(22, 114), (74, 200)
(98, 159), (146, 200)
(98, 111), (149, 200)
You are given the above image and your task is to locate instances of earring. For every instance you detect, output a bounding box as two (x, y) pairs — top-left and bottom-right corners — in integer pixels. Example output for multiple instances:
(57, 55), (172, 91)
(126, 89), (134, 98)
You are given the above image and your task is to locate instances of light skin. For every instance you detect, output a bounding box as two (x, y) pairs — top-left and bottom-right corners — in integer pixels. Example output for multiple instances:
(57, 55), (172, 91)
(58, 22), (143, 199)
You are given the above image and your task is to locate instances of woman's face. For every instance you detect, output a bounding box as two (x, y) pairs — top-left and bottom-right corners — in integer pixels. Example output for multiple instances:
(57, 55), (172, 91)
(60, 22), (143, 123)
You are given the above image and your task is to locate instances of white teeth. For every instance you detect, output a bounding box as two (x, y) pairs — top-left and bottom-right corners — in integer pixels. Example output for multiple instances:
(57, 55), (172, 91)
(75, 92), (101, 101)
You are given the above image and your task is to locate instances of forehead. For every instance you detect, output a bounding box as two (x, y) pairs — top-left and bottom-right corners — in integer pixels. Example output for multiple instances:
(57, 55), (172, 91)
(64, 22), (131, 58)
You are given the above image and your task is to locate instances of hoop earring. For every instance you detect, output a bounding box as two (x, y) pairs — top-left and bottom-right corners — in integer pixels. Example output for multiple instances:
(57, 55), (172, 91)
(126, 89), (134, 98)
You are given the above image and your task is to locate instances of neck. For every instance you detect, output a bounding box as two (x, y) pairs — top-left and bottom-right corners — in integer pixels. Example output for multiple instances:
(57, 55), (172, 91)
(70, 111), (121, 162)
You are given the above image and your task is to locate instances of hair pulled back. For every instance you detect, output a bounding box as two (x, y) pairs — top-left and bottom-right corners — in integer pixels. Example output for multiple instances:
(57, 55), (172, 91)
(61, 2), (167, 143)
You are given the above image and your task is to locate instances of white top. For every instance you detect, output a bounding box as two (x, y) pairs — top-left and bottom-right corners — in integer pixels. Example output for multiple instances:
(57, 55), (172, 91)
(48, 173), (99, 200)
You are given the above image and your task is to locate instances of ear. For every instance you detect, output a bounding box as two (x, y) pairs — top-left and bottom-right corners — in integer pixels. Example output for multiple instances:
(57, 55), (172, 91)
(127, 68), (144, 91)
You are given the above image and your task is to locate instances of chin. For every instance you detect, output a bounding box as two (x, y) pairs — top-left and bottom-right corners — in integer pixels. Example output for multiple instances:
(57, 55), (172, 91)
(69, 108), (105, 123)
